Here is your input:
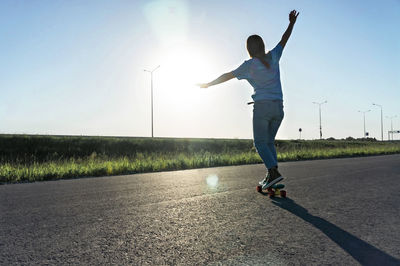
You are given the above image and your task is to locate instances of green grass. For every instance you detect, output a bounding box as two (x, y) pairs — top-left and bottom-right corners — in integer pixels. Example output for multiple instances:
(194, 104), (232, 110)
(1, 134), (400, 183)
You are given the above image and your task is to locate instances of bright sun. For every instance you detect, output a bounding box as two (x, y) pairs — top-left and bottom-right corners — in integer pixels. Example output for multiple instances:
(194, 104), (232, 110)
(155, 42), (217, 106)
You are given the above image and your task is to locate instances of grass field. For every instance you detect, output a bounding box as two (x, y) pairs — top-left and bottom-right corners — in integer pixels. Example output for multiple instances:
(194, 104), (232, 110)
(1, 134), (400, 183)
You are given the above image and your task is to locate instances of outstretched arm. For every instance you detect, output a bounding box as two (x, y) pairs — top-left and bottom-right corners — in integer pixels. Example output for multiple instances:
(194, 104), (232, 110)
(198, 72), (235, 88)
(280, 10), (299, 49)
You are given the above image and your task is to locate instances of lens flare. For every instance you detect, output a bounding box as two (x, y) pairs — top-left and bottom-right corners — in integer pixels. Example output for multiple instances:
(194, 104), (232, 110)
(206, 174), (219, 188)
(143, 0), (189, 46)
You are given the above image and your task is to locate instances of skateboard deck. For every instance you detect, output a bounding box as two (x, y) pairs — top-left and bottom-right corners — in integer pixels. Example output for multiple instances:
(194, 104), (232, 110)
(256, 183), (287, 198)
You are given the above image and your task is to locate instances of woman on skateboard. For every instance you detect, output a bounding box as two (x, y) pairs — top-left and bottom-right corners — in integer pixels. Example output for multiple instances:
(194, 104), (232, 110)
(198, 10), (299, 189)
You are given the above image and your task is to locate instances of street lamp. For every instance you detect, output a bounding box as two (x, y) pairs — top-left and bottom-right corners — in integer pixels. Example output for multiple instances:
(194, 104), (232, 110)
(372, 103), (383, 141)
(144, 65), (160, 138)
(358, 110), (371, 138)
(312, 101), (327, 139)
(386, 115), (397, 140)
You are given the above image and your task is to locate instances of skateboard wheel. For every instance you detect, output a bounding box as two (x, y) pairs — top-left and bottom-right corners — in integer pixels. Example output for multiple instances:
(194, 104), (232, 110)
(267, 188), (275, 197)
(280, 190), (287, 198)
(256, 185), (262, 192)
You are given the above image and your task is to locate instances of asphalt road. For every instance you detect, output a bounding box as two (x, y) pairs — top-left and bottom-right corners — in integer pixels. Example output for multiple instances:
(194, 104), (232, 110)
(1, 154), (400, 265)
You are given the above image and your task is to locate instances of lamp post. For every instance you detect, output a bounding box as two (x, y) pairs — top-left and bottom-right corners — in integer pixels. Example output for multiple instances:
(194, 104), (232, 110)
(312, 101), (327, 139)
(372, 103), (383, 141)
(144, 65), (160, 138)
(358, 110), (371, 138)
(386, 115), (397, 141)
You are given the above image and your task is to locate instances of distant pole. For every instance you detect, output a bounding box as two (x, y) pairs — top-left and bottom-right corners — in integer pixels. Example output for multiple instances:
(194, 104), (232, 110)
(358, 110), (371, 138)
(312, 101), (327, 139)
(386, 115), (397, 141)
(144, 65), (160, 138)
(299, 128), (302, 140)
(372, 103), (383, 141)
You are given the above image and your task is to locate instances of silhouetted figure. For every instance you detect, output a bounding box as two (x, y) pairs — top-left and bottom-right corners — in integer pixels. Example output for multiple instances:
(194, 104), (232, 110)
(199, 10), (299, 189)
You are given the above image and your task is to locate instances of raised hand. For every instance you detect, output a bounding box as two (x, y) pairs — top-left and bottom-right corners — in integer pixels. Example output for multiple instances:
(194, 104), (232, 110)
(197, 72), (235, 89)
(197, 83), (209, 89)
(280, 10), (299, 48)
(289, 10), (299, 24)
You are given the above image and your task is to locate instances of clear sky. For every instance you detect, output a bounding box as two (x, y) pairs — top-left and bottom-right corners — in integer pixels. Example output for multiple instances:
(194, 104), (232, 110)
(1, 0), (399, 140)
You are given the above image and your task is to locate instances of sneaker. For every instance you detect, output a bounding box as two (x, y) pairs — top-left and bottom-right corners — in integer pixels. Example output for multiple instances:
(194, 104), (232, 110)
(262, 167), (283, 189)
(258, 171), (271, 186)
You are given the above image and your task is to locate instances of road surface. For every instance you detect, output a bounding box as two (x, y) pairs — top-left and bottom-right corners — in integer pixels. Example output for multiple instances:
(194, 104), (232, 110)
(1, 154), (400, 265)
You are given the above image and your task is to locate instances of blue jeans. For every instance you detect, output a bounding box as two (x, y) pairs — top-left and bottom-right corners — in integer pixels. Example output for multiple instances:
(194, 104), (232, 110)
(253, 100), (284, 169)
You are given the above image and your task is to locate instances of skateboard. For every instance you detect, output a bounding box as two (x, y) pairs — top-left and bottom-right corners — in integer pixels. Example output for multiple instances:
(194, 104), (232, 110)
(256, 183), (287, 198)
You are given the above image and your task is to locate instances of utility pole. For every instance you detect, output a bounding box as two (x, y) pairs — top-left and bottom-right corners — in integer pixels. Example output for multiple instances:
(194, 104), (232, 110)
(358, 110), (371, 138)
(144, 65), (160, 138)
(386, 115), (397, 141)
(312, 101), (327, 139)
(372, 103), (383, 141)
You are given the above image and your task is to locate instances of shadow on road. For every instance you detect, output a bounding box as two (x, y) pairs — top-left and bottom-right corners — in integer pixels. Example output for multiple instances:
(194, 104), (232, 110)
(271, 197), (400, 266)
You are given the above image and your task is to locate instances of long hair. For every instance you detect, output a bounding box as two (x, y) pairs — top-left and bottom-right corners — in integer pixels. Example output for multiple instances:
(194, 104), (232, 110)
(246, 35), (270, 69)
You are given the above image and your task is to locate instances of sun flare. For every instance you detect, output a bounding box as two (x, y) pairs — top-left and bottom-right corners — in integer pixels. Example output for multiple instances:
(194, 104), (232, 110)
(155, 42), (216, 106)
